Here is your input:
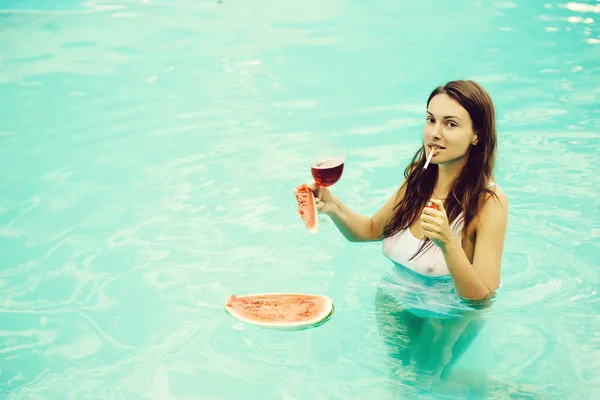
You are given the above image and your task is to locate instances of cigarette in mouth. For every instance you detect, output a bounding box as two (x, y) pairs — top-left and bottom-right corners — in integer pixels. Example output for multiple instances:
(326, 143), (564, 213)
(424, 148), (435, 169)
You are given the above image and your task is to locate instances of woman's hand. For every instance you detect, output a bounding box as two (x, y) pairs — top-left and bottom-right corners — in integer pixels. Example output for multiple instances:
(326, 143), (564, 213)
(306, 183), (337, 215)
(420, 198), (455, 249)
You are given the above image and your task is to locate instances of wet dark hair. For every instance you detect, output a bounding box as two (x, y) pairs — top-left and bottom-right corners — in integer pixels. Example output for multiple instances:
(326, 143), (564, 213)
(382, 80), (498, 259)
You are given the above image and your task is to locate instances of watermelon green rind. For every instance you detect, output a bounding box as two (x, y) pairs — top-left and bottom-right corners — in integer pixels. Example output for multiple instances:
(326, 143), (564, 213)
(224, 293), (334, 330)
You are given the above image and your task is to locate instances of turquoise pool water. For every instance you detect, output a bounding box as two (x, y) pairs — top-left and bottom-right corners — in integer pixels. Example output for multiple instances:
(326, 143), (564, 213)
(1, 0), (599, 398)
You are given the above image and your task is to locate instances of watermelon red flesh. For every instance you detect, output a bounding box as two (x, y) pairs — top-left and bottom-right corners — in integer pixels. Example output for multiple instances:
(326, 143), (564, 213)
(294, 184), (318, 234)
(225, 293), (332, 325)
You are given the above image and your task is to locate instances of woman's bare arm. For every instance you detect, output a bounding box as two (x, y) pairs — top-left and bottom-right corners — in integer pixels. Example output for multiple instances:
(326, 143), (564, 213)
(441, 187), (509, 300)
(327, 188), (401, 242)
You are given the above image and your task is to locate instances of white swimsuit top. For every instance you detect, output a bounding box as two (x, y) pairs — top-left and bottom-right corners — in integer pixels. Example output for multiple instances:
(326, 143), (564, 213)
(382, 182), (496, 278)
(382, 215), (464, 277)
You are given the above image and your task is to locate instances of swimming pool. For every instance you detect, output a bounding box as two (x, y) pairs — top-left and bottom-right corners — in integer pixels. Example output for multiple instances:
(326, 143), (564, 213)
(1, 0), (599, 398)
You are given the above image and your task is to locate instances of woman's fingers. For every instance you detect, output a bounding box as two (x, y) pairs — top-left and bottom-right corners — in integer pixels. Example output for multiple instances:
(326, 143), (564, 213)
(420, 212), (444, 226)
(317, 187), (324, 199)
(315, 199), (324, 211)
(420, 213), (436, 224)
(421, 221), (432, 232)
(421, 223), (439, 239)
(307, 183), (321, 194)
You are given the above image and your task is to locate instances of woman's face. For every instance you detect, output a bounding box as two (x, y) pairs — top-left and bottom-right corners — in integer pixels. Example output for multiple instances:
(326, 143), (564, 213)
(423, 93), (478, 167)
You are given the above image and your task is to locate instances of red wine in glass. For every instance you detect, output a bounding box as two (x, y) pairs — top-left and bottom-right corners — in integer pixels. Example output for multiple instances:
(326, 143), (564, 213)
(311, 156), (345, 187)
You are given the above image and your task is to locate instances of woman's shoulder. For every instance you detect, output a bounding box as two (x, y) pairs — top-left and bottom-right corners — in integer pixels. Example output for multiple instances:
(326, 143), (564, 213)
(475, 181), (508, 224)
(484, 181), (508, 205)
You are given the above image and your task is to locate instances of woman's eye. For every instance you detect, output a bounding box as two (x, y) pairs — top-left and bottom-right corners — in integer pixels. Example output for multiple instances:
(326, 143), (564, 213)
(447, 121), (457, 128)
(426, 117), (434, 123)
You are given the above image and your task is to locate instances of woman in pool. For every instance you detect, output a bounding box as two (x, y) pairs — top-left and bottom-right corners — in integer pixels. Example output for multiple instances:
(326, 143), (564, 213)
(307, 80), (508, 392)
(310, 79), (508, 301)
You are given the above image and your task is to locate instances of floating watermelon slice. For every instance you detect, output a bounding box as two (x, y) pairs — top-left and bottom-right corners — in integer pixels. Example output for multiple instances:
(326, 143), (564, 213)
(225, 293), (334, 330)
(294, 183), (318, 234)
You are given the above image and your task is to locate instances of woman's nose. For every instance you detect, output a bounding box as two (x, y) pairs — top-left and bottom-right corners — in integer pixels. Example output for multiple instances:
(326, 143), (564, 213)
(431, 123), (442, 138)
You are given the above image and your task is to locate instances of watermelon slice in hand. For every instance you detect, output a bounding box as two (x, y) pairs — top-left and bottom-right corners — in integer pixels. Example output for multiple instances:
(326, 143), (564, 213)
(294, 183), (318, 234)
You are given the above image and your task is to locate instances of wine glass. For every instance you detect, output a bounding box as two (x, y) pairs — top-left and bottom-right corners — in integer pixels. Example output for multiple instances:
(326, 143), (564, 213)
(311, 144), (346, 188)
(310, 144), (345, 223)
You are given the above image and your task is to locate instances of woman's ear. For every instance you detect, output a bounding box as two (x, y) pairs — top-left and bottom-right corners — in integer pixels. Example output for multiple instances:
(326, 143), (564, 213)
(472, 135), (478, 146)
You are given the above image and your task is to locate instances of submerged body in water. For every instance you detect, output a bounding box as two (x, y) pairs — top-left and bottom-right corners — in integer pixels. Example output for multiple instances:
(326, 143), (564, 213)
(375, 261), (494, 395)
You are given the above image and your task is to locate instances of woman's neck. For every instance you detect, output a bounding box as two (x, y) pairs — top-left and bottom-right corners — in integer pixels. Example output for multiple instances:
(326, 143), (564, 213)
(434, 159), (465, 199)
